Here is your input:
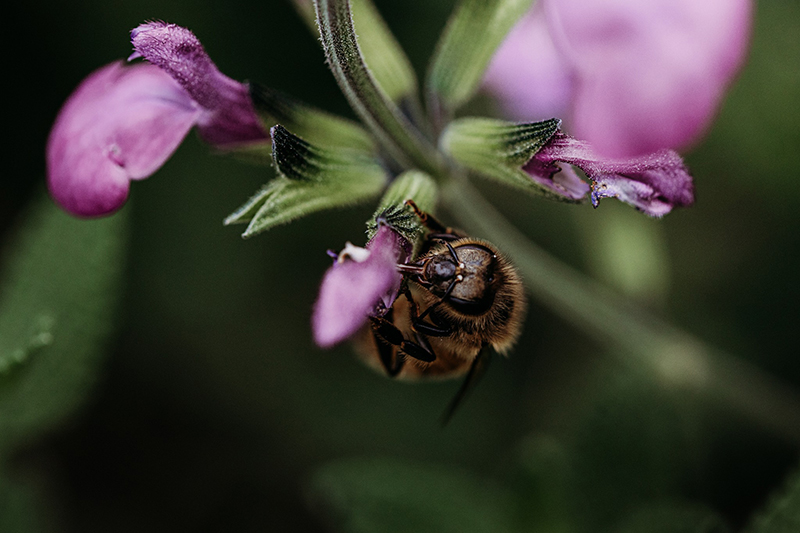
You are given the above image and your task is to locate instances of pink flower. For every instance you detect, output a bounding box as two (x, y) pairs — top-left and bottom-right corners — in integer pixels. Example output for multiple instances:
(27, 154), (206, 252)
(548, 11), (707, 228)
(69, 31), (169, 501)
(47, 22), (267, 217)
(312, 225), (411, 348)
(129, 22), (266, 147)
(526, 132), (694, 217)
(484, 0), (753, 158)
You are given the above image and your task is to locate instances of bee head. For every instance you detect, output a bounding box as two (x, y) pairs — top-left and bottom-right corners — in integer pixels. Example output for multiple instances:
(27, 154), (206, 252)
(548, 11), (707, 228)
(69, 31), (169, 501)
(417, 241), (499, 315)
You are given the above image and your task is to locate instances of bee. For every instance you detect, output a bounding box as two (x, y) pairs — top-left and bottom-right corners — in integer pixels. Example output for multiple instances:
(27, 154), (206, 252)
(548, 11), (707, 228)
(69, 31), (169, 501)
(355, 201), (526, 423)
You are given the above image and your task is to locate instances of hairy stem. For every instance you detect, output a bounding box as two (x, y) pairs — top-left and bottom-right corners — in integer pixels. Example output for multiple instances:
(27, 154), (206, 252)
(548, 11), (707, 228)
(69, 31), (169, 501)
(443, 177), (800, 444)
(314, 0), (444, 176)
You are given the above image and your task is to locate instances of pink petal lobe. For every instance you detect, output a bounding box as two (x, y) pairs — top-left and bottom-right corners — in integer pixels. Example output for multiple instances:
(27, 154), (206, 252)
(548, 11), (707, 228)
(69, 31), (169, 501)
(525, 132), (694, 216)
(47, 61), (200, 217)
(545, 0), (753, 157)
(483, 6), (573, 121)
(131, 21), (268, 147)
(313, 226), (410, 349)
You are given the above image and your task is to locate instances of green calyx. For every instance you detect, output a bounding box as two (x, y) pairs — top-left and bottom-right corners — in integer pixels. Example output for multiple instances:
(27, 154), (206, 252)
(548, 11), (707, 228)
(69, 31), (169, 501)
(366, 171), (438, 249)
(225, 125), (388, 238)
(440, 117), (579, 200)
(228, 0), (555, 241)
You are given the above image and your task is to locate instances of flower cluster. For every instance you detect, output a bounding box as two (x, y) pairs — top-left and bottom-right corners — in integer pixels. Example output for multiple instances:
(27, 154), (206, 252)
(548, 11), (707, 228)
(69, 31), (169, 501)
(46, 1), (751, 356)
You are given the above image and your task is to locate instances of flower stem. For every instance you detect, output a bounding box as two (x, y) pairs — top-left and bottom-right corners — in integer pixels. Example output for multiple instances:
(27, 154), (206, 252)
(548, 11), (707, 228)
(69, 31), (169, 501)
(314, 0), (445, 177)
(443, 177), (800, 443)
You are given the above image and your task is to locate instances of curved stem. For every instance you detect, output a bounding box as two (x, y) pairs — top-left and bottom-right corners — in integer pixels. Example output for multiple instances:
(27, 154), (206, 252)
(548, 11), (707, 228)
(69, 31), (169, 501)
(314, 0), (445, 177)
(443, 177), (800, 444)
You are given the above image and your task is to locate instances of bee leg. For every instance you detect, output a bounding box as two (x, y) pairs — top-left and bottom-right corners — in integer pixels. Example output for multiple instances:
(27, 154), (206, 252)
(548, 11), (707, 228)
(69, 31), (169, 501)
(369, 316), (437, 363)
(440, 350), (491, 426)
(374, 332), (405, 377)
(400, 339), (437, 363)
(403, 285), (452, 338)
(371, 309), (405, 377)
(412, 318), (451, 337)
(404, 199), (460, 237)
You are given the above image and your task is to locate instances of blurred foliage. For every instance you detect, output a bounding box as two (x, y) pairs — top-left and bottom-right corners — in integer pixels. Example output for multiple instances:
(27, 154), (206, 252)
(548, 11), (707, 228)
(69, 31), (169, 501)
(745, 466), (800, 533)
(309, 457), (517, 533)
(2, 0), (800, 532)
(307, 364), (736, 533)
(0, 194), (127, 454)
(0, 476), (47, 533)
(611, 503), (730, 533)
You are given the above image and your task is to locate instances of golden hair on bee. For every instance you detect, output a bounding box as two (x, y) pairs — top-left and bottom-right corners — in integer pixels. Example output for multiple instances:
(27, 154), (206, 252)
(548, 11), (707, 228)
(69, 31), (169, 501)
(355, 201), (526, 423)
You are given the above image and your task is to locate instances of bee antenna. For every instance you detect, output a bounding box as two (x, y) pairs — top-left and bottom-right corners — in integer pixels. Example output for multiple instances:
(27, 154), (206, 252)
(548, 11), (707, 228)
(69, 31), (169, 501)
(417, 275), (459, 322)
(445, 242), (460, 263)
(433, 240), (461, 264)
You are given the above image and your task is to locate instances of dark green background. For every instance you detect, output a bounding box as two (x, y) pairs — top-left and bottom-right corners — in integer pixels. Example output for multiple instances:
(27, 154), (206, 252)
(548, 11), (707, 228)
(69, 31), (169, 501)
(3, 0), (800, 531)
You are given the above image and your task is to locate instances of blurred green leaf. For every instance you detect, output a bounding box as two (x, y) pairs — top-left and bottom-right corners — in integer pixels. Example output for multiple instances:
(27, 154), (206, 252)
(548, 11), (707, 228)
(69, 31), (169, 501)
(309, 457), (518, 533)
(249, 83), (376, 153)
(745, 465), (800, 533)
(564, 364), (706, 531)
(692, 0), (800, 200)
(0, 194), (127, 454)
(426, 0), (534, 121)
(511, 435), (574, 533)
(612, 502), (730, 533)
(573, 203), (672, 305)
(0, 315), (54, 378)
(0, 473), (49, 533)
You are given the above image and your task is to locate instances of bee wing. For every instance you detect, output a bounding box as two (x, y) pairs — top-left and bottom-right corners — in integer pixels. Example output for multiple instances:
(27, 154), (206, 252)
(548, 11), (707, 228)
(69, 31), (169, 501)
(440, 350), (491, 426)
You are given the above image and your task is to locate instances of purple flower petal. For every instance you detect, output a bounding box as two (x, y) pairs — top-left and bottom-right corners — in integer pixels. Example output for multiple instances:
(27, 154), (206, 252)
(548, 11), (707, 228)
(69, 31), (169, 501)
(47, 61), (201, 217)
(48, 22), (272, 218)
(131, 21), (267, 147)
(485, 0), (752, 157)
(547, 0), (752, 157)
(524, 158), (591, 202)
(524, 132), (694, 216)
(313, 226), (411, 348)
(483, 5), (573, 121)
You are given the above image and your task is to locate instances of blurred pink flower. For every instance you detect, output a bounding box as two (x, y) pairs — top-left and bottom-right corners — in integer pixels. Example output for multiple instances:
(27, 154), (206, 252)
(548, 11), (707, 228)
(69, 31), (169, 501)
(313, 225), (411, 348)
(484, 0), (753, 158)
(47, 22), (267, 217)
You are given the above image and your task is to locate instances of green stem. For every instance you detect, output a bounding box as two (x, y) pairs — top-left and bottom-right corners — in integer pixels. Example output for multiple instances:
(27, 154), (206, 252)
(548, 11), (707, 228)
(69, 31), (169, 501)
(443, 177), (800, 444)
(314, 0), (445, 177)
